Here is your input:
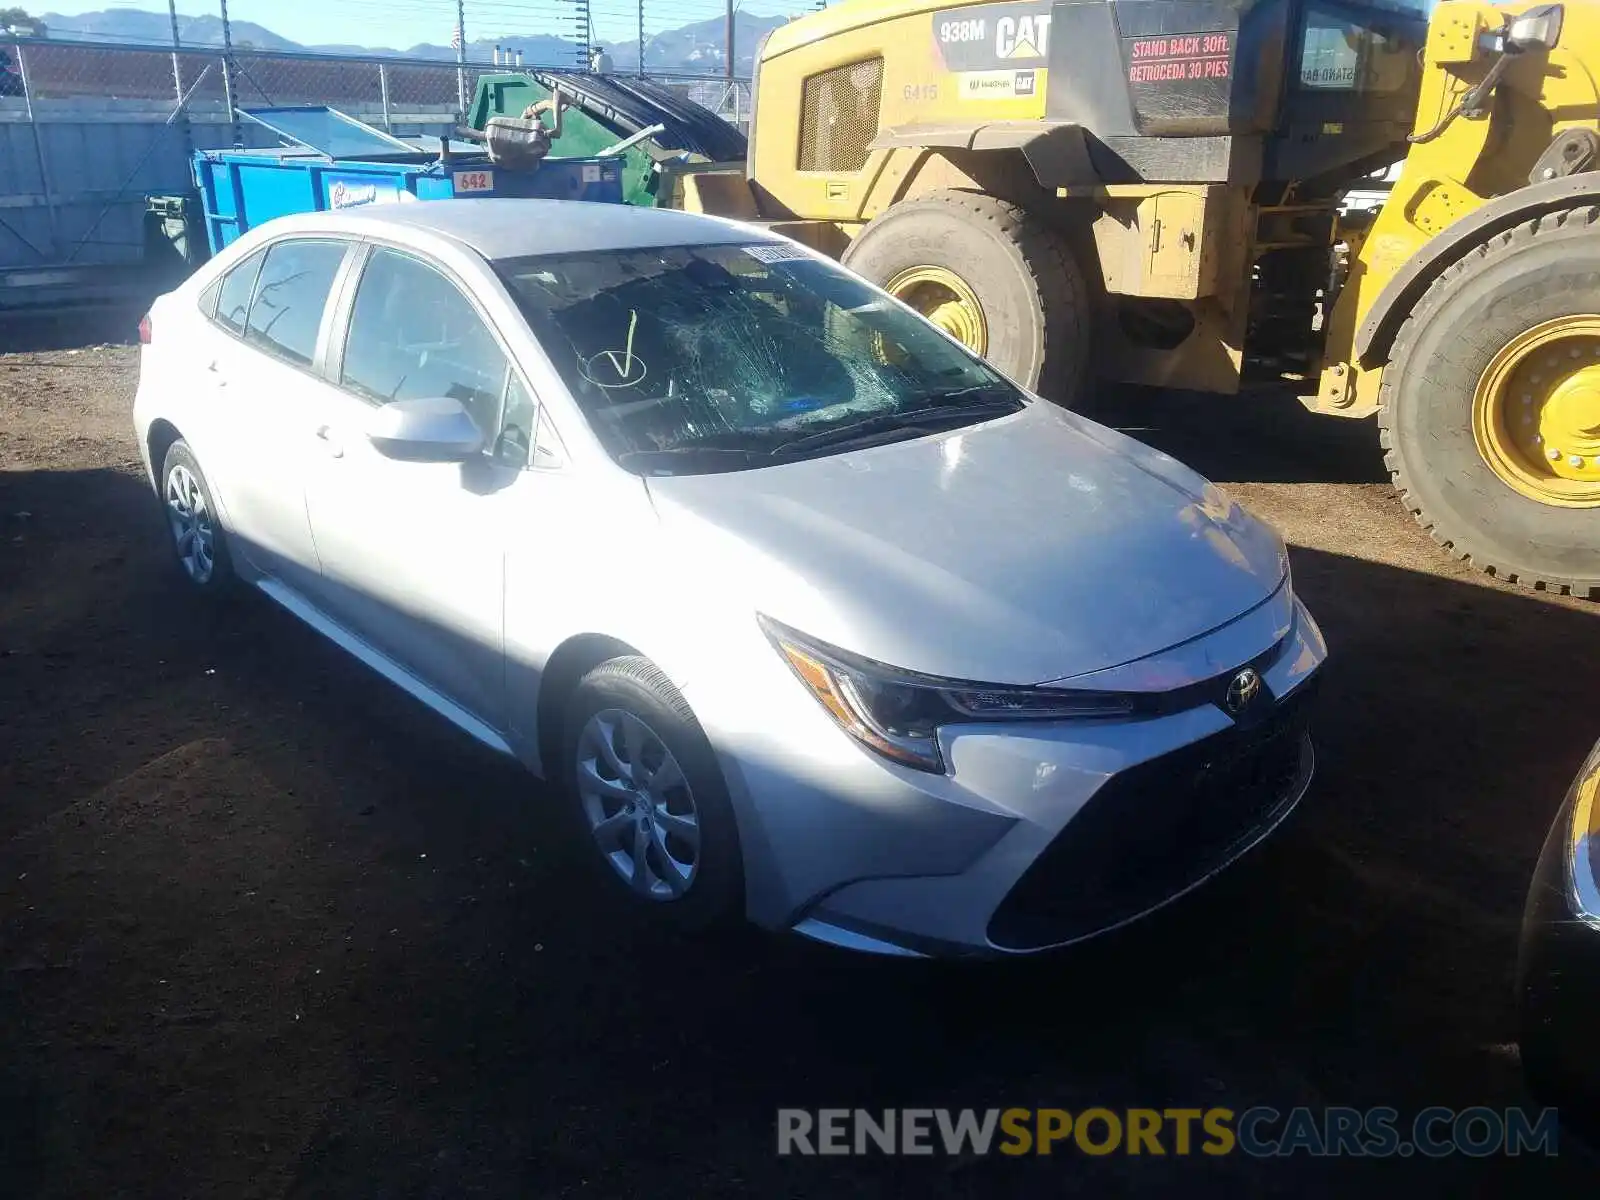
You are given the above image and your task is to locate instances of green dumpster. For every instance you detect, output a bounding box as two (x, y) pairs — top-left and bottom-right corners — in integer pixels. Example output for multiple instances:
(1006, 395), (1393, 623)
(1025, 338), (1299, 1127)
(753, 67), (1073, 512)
(469, 71), (746, 207)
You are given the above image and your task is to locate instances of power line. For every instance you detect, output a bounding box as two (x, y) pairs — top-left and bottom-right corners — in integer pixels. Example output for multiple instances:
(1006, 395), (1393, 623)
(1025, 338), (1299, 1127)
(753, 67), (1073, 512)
(33, 0), (822, 58)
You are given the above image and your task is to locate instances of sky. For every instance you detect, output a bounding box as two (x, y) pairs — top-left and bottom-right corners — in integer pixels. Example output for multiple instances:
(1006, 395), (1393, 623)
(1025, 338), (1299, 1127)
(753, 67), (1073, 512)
(33, 0), (810, 49)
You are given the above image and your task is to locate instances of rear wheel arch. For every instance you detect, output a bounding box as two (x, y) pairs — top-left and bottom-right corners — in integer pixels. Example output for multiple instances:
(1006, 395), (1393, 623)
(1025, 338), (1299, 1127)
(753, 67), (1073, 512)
(878, 147), (1046, 213)
(883, 149), (1108, 285)
(145, 418), (183, 489)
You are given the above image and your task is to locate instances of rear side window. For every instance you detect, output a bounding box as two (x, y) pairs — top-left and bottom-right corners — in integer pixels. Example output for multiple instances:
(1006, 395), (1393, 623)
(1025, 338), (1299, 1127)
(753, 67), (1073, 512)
(198, 277), (222, 320)
(214, 248), (265, 335)
(244, 239), (347, 367)
(341, 246), (513, 441)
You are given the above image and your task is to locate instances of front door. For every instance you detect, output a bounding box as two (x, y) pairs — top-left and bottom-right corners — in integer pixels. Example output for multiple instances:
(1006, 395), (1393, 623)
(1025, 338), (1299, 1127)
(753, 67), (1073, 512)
(300, 245), (537, 730)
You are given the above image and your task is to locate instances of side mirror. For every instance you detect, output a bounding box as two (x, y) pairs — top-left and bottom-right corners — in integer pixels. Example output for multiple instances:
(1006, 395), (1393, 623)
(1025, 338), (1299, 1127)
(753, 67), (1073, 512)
(1507, 4), (1563, 51)
(365, 396), (485, 462)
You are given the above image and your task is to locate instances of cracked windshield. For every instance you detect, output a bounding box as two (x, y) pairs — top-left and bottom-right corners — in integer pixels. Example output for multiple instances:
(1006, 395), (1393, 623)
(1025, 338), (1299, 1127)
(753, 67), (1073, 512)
(499, 243), (1024, 472)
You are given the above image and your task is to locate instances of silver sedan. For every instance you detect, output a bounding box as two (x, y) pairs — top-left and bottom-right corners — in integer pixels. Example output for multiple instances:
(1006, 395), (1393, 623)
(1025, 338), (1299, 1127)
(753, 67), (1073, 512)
(133, 199), (1326, 957)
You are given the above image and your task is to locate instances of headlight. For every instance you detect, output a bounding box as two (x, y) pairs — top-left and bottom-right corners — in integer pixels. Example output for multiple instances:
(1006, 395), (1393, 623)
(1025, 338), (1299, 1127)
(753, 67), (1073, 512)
(760, 617), (1136, 772)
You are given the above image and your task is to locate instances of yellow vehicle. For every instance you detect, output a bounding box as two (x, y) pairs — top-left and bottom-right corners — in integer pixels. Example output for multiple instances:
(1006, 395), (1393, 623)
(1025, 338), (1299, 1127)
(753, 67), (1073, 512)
(671, 0), (1600, 595)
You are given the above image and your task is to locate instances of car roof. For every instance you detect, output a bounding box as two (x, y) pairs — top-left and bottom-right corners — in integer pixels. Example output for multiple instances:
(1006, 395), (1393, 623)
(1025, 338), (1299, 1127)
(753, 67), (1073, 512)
(275, 199), (775, 260)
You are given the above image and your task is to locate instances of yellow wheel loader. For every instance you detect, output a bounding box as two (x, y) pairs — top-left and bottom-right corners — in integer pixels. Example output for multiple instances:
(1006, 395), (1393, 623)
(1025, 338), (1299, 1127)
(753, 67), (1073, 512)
(668, 0), (1600, 595)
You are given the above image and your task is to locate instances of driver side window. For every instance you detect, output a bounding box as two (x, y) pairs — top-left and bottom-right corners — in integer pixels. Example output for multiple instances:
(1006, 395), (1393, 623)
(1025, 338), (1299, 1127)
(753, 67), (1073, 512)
(341, 246), (533, 466)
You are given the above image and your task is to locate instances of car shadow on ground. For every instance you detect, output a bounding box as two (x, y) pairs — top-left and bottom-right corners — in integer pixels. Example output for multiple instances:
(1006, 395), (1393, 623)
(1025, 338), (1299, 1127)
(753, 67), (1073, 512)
(0, 464), (1594, 1197)
(1096, 384), (1391, 487)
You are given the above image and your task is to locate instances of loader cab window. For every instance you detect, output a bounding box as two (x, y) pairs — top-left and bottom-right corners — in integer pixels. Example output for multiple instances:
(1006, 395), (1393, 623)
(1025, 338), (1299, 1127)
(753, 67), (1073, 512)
(1297, 1), (1420, 94)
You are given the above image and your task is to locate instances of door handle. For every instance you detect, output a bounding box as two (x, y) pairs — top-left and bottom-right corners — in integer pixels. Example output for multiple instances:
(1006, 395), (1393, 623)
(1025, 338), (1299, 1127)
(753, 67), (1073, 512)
(315, 425), (344, 459)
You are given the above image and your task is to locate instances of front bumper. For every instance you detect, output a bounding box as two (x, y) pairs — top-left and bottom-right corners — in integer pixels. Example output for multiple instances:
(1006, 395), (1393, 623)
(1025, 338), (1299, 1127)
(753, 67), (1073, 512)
(985, 686), (1314, 951)
(702, 587), (1327, 958)
(802, 684), (1316, 958)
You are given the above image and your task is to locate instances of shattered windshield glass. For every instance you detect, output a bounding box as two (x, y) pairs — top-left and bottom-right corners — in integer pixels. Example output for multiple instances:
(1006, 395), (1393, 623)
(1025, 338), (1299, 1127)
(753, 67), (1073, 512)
(496, 242), (1025, 474)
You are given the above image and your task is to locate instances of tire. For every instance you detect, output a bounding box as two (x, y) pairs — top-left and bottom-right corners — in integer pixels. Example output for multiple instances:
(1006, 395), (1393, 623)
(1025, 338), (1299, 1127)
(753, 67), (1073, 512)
(842, 189), (1091, 405)
(159, 439), (234, 593)
(561, 656), (744, 929)
(1379, 205), (1600, 596)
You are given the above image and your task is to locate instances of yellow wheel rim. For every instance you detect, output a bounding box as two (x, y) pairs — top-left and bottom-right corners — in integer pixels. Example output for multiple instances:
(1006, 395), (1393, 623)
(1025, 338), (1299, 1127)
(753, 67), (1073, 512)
(884, 266), (988, 355)
(1473, 315), (1600, 507)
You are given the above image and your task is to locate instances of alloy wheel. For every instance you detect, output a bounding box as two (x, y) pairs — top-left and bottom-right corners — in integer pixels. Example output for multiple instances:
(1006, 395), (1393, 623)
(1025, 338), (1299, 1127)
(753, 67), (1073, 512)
(164, 463), (215, 583)
(574, 708), (700, 900)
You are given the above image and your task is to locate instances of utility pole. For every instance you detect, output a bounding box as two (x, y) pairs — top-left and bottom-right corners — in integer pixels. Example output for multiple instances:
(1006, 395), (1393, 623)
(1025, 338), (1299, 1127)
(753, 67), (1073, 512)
(455, 0), (467, 119)
(167, 1), (183, 105)
(168, 0), (191, 158)
(218, 0), (239, 147)
(637, 1), (645, 76)
(725, 0), (734, 80)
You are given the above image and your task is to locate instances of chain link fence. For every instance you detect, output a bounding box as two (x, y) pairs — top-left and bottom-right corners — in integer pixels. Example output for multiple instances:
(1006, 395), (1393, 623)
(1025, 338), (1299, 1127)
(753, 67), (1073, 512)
(8, 37), (591, 112)
(0, 29), (752, 294)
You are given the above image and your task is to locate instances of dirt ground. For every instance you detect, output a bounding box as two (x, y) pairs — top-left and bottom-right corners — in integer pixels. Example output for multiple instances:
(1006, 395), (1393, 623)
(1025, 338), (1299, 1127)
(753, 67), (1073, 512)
(2, 337), (1598, 1198)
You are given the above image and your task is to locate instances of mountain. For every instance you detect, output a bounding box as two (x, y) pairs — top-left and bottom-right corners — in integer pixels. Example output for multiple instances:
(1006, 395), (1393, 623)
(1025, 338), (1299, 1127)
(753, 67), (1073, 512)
(37, 9), (803, 74)
(365, 35), (588, 67)
(41, 11), (298, 52)
(603, 12), (793, 74)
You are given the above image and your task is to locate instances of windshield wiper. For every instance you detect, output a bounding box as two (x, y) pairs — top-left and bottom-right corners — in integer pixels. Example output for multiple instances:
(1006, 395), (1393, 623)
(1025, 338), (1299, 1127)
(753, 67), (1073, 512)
(615, 394), (1018, 471)
(768, 398), (1017, 461)
(615, 444), (771, 473)
(916, 383), (1024, 407)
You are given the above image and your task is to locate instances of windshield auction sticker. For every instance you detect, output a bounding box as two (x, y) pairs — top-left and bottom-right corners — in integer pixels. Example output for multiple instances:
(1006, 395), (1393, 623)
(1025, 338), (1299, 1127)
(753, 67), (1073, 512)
(743, 243), (809, 264)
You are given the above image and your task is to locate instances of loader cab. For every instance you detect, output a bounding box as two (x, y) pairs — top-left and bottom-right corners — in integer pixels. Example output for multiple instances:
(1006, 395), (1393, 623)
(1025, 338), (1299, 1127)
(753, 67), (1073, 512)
(1274, 0), (1428, 188)
(1045, 0), (1428, 190)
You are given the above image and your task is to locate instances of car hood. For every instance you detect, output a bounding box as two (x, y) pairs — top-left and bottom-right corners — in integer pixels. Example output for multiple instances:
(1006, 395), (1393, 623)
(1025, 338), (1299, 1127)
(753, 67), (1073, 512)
(645, 402), (1289, 685)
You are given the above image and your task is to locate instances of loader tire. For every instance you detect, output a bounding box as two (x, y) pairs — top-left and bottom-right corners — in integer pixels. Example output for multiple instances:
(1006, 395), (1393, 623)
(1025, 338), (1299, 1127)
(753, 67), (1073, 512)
(1379, 205), (1600, 597)
(842, 190), (1091, 406)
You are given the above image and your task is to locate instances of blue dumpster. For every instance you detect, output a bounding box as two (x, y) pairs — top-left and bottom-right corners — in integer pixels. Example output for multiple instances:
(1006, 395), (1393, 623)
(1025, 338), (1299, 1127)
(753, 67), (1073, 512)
(194, 106), (624, 256)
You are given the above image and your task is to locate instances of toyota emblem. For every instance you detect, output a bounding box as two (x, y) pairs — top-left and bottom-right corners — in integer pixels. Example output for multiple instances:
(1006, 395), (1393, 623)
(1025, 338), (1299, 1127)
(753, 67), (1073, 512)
(1224, 667), (1262, 714)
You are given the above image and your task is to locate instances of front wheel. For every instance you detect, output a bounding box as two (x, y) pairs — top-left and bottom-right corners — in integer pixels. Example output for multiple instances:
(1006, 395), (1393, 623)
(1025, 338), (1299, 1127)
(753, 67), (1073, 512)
(1379, 206), (1600, 596)
(561, 656), (744, 928)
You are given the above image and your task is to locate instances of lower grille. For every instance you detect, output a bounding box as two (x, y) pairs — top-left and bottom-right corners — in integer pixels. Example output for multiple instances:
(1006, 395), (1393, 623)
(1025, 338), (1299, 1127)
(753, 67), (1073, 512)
(987, 682), (1317, 951)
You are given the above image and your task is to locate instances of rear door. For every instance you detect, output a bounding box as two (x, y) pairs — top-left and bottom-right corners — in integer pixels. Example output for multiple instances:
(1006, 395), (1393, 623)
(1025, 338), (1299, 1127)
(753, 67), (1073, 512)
(206, 237), (353, 591)
(176, 245), (263, 491)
